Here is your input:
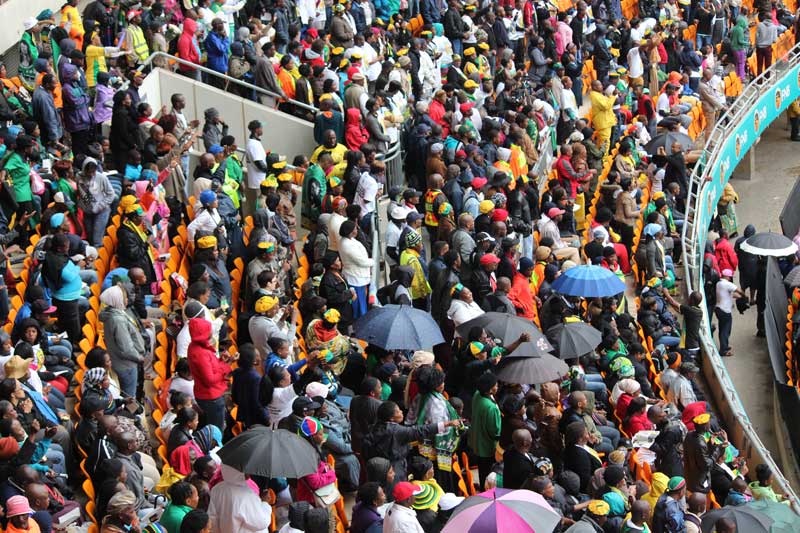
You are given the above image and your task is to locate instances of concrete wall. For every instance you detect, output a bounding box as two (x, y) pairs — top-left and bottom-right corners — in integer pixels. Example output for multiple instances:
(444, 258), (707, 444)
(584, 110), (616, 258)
(140, 68), (316, 166)
(0, 0), (61, 60)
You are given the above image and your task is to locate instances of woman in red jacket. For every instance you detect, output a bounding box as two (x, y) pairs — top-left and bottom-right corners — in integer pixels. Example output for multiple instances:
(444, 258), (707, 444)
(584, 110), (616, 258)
(177, 18), (201, 81)
(187, 317), (234, 430)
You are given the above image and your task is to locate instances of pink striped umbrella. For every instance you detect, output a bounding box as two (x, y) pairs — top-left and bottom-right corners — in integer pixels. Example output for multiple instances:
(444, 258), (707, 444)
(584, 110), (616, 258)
(441, 488), (560, 533)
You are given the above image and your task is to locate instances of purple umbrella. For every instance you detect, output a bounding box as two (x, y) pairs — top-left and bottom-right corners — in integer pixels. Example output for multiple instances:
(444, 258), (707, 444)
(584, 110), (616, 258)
(442, 488), (560, 533)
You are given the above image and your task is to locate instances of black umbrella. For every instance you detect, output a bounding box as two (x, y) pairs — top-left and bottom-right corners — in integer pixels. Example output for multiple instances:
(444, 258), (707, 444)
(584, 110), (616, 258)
(644, 131), (694, 155)
(740, 232), (798, 257)
(546, 322), (603, 359)
(700, 504), (774, 533)
(217, 427), (319, 478)
(494, 353), (569, 385)
(784, 266), (800, 288)
(353, 304), (445, 350)
(456, 312), (553, 353)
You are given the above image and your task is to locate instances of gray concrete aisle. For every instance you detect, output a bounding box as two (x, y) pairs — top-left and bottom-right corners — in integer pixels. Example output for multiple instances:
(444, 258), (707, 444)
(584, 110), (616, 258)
(713, 117), (799, 474)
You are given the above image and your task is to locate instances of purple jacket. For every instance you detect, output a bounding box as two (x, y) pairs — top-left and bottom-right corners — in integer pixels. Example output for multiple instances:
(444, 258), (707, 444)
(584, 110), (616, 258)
(94, 84), (115, 124)
(61, 64), (92, 132)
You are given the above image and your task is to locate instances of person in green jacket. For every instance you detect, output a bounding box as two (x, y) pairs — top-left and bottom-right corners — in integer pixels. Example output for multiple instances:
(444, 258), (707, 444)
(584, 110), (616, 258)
(729, 16), (751, 80)
(159, 481), (199, 533)
(469, 371), (501, 489)
(4, 135), (38, 241)
(301, 153), (335, 230)
(749, 464), (789, 503)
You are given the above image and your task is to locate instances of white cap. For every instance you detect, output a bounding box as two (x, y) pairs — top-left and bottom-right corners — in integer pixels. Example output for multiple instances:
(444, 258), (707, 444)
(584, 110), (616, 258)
(305, 381), (330, 399)
(23, 17), (38, 30)
(438, 493), (465, 511)
(390, 204), (410, 220)
(532, 99), (545, 111)
(497, 147), (511, 161)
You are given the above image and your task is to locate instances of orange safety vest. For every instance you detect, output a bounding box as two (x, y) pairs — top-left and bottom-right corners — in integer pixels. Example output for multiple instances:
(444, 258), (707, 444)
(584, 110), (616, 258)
(510, 144), (528, 183)
(424, 189), (441, 227)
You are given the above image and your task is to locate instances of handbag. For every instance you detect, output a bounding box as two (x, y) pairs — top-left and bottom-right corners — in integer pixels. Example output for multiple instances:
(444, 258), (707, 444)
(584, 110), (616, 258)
(30, 168), (45, 195)
(308, 481), (341, 507)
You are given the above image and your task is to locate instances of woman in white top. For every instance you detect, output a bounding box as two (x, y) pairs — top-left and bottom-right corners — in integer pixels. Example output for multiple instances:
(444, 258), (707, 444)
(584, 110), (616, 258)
(338, 220), (374, 318)
(447, 284), (485, 329)
(264, 366), (297, 428)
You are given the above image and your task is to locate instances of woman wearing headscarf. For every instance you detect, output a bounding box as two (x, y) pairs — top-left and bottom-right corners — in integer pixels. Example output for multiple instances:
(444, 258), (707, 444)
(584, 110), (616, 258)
(101, 490), (138, 533)
(82, 366), (135, 415)
(306, 308), (351, 374)
(188, 189), (226, 243)
(117, 203), (157, 284)
(41, 233), (82, 344)
(110, 91), (139, 171)
(171, 424), (222, 475)
(192, 236), (231, 310)
(98, 284), (147, 398)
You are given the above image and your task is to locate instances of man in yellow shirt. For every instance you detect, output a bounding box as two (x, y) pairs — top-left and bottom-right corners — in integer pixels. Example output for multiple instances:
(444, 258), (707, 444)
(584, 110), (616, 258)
(310, 129), (348, 164)
(589, 80), (617, 154)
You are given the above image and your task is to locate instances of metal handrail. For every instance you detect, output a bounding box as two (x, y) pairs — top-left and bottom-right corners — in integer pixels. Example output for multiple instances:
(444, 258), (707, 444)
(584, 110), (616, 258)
(681, 44), (800, 511)
(141, 51), (320, 114)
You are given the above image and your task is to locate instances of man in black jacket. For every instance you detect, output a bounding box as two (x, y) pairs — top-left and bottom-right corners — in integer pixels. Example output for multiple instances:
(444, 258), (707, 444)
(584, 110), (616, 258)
(443, 0), (467, 55)
(502, 429), (538, 489)
(683, 413), (725, 494)
(648, 404), (685, 478)
(349, 377), (382, 454)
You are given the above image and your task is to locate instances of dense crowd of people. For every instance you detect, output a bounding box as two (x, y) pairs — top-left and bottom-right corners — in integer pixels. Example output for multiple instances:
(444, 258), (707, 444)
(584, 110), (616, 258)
(0, 0), (796, 530)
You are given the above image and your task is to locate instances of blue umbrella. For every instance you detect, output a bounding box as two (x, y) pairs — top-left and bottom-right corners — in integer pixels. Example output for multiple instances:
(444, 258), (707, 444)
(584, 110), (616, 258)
(353, 304), (445, 350)
(550, 265), (627, 298)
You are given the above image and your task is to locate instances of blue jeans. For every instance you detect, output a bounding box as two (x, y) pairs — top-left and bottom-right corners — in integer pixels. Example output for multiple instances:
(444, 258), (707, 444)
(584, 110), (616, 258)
(43, 442), (66, 475)
(84, 208), (111, 247)
(598, 424), (621, 448)
(451, 39), (463, 56)
(46, 386), (66, 410)
(116, 366), (138, 398)
(583, 374), (609, 406)
(196, 396), (226, 430)
(80, 270), (98, 286)
(697, 33), (712, 50)
(657, 335), (681, 348)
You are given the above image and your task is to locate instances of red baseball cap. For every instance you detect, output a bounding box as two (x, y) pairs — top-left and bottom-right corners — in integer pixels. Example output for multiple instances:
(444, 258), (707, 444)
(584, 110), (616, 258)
(471, 177), (488, 189)
(547, 207), (566, 218)
(393, 482), (422, 502)
(491, 208), (509, 222)
(480, 253), (501, 265)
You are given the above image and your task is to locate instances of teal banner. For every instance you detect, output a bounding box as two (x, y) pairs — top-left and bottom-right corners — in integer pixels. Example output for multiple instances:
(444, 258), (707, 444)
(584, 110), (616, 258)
(695, 61), (800, 253)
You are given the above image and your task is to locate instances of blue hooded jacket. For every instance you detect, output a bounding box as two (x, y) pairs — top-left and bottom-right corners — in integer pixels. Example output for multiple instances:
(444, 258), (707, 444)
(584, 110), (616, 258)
(205, 30), (231, 74)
